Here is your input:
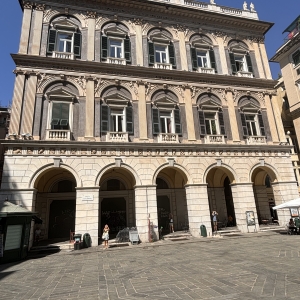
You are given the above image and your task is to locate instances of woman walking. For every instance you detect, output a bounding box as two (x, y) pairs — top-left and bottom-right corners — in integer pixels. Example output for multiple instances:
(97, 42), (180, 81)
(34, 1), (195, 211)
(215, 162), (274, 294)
(102, 224), (110, 249)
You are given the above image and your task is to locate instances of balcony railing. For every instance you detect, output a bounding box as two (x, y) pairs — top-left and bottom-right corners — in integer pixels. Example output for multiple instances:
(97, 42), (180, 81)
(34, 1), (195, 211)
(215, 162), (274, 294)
(154, 63), (172, 70)
(46, 129), (71, 140)
(237, 71), (253, 78)
(198, 67), (215, 74)
(205, 135), (225, 144)
(106, 132), (128, 142)
(184, 0), (208, 9)
(52, 51), (74, 60)
(158, 133), (179, 143)
(107, 57), (126, 65)
(247, 136), (267, 145)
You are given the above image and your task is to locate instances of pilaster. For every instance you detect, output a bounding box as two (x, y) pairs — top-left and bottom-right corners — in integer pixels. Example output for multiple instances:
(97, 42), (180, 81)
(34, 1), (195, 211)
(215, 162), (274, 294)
(178, 31), (188, 71)
(252, 42), (265, 78)
(19, 2), (33, 54)
(87, 12), (96, 61)
(134, 21), (144, 66)
(137, 82), (148, 140)
(226, 90), (240, 142)
(30, 4), (45, 55)
(216, 37), (228, 74)
(85, 77), (95, 139)
(259, 42), (272, 79)
(184, 87), (196, 141)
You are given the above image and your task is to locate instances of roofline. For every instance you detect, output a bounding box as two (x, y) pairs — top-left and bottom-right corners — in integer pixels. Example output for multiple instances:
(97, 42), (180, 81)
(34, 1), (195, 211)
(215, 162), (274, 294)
(282, 15), (300, 33)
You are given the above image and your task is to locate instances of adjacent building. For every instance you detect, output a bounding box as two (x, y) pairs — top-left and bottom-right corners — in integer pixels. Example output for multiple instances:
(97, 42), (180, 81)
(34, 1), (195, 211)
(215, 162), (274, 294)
(1, 0), (298, 246)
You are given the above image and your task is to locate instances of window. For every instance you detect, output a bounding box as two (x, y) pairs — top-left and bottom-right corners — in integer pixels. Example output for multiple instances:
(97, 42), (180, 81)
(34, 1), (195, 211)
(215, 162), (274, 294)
(51, 102), (70, 130)
(148, 42), (176, 68)
(57, 32), (73, 53)
(240, 111), (265, 137)
(191, 48), (216, 72)
(292, 50), (300, 66)
(245, 114), (258, 136)
(229, 52), (253, 75)
(152, 107), (181, 134)
(109, 39), (123, 58)
(197, 50), (209, 68)
(155, 44), (168, 63)
(198, 110), (225, 136)
(110, 108), (125, 132)
(205, 112), (218, 135)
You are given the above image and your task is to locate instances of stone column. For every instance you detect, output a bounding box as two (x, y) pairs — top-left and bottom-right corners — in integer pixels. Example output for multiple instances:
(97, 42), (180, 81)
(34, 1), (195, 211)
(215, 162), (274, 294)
(184, 87), (196, 141)
(75, 187), (100, 247)
(185, 184), (212, 237)
(178, 31), (188, 71)
(134, 21), (144, 66)
(258, 42), (272, 79)
(30, 4), (45, 55)
(21, 72), (38, 135)
(272, 181), (299, 226)
(230, 183), (259, 233)
(87, 12), (96, 61)
(138, 82), (148, 140)
(251, 42), (265, 78)
(19, 2), (33, 54)
(216, 37), (228, 74)
(85, 77), (95, 139)
(225, 90), (240, 142)
(9, 70), (26, 135)
(134, 185), (158, 242)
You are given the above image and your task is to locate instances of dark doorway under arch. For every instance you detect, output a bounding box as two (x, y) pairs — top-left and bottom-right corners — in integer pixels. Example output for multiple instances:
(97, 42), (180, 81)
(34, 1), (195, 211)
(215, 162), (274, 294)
(224, 177), (236, 226)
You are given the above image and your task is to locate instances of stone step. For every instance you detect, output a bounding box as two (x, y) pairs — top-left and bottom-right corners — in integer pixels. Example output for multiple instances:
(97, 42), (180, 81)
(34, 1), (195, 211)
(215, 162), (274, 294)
(28, 245), (61, 256)
(260, 226), (286, 232)
(163, 231), (192, 241)
(217, 229), (241, 236)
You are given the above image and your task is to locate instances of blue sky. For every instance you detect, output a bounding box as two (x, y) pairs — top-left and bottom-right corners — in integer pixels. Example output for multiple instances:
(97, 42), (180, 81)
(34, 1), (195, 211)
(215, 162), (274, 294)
(0, 0), (299, 107)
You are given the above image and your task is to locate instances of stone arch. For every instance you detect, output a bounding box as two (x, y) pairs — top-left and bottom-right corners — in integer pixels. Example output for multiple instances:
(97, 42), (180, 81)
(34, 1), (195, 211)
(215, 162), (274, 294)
(100, 85), (133, 103)
(49, 14), (83, 29)
(147, 27), (174, 41)
(186, 31), (217, 43)
(250, 163), (279, 185)
(95, 163), (141, 187)
(226, 38), (253, 51)
(148, 87), (181, 103)
(29, 163), (82, 189)
(203, 163), (237, 186)
(197, 93), (222, 107)
(189, 33), (213, 45)
(237, 94), (264, 109)
(101, 21), (130, 34)
(48, 177), (76, 193)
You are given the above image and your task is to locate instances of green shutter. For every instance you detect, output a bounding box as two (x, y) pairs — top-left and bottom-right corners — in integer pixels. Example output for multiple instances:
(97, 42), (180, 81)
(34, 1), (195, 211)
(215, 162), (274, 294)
(74, 32), (81, 57)
(292, 50), (300, 65)
(51, 103), (61, 129)
(47, 29), (57, 54)
(240, 112), (248, 136)
(198, 110), (206, 135)
(101, 105), (110, 133)
(60, 103), (69, 128)
(101, 36), (108, 60)
(246, 53), (253, 73)
(126, 106), (133, 134)
(258, 112), (266, 136)
(218, 111), (225, 135)
(209, 48), (217, 72)
(148, 41), (155, 65)
(190, 47), (198, 71)
(152, 107), (160, 134)
(229, 52), (237, 74)
(174, 108), (181, 134)
(124, 37), (131, 63)
(168, 43), (176, 69)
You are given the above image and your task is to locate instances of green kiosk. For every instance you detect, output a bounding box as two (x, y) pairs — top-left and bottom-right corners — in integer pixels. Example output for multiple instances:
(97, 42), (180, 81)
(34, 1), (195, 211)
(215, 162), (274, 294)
(0, 200), (36, 264)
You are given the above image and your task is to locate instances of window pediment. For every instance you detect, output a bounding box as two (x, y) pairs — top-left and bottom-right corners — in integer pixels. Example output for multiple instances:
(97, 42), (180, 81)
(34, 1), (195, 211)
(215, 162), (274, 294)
(230, 44), (248, 54)
(104, 93), (130, 106)
(240, 102), (260, 112)
(154, 96), (177, 109)
(46, 88), (76, 101)
(52, 18), (78, 31)
(149, 32), (171, 43)
(104, 26), (127, 38)
(192, 38), (211, 49)
(199, 98), (221, 109)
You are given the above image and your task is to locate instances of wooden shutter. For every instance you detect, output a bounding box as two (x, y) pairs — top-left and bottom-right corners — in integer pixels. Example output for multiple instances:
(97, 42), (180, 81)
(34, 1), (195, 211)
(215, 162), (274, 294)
(101, 105), (110, 133)
(246, 52), (253, 73)
(229, 52), (237, 74)
(124, 37), (131, 64)
(47, 29), (57, 54)
(209, 48), (217, 72)
(218, 111), (225, 135)
(168, 43), (176, 69)
(73, 32), (81, 57)
(148, 41), (155, 65)
(198, 109), (206, 135)
(240, 112), (248, 136)
(190, 47), (198, 71)
(152, 107), (160, 134)
(258, 112), (266, 136)
(174, 108), (182, 134)
(126, 106), (134, 134)
(101, 36), (108, 60)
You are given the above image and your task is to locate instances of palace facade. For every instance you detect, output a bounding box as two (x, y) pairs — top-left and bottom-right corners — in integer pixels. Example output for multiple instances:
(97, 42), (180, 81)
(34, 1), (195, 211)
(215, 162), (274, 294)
(1, 0), (298, 246)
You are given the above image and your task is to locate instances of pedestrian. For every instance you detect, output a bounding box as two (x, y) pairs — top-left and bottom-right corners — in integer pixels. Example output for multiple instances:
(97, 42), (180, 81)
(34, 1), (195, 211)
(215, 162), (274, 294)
(169, 213), (174, 233)
(102, 224), (110, 249)
(228, 215), (233, 227)
(212, 210), (218, 233)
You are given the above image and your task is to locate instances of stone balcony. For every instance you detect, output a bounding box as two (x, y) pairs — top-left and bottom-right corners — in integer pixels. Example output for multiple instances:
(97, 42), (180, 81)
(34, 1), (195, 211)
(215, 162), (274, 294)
(107, 57), (126, 65)
(46, 129), (71, 140)
(52, 51), (74, 60)
(247, 136), (267, 145)
(198, 67), (215, 74)
(237, 71), (254, 78)
(106, 132), (129, 142)
(204, 135), (225, 144)
(158, 133), (179, 143)
(154, 63), (172, 70)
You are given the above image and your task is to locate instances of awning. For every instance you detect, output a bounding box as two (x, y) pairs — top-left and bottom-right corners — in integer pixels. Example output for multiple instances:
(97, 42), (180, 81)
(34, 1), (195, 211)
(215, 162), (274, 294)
(0, 201), (37, 217)
(272, 198), (300, 210)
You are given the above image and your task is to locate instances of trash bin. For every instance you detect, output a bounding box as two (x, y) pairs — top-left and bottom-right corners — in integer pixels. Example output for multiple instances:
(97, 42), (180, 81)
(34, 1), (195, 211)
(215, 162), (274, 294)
(82, 233), (92, 248)
(200, 225), (207, 237)
(74, 234), (82, 250)
(129, 229), (139, 245)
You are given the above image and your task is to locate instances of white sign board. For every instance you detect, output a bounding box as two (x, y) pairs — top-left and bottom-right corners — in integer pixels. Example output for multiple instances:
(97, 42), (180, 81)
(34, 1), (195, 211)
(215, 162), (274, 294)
(82, 195), (94, 201)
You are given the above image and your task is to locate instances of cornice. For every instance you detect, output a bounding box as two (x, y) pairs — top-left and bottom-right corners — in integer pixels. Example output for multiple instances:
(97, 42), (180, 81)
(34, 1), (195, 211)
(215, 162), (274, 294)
(11, 54), (277, 90)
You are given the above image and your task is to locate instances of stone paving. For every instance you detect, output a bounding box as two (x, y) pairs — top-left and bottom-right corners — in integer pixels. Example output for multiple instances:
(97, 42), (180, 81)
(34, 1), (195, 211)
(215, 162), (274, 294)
(1, 232), (300, 300)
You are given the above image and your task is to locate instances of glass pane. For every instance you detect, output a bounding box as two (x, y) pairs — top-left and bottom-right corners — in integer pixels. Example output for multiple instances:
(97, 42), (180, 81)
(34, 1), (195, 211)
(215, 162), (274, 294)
(211, 120), (217, 135)
(58, 40), (65, 52)
(198, 57), (203, 67)
(251, 122), (257, 136)
(117, 115), (123, 132)
(167, 118), (171, 133)
(110, 40), (122, 47)
(110, 46), (115, 57)
(66, 41), (72, 53)
(155, 45), (165, 52)
(155, 51), (161, 63)
(162, 52), (167, 63)
(117, 47), (122, 58)
(246, 122), (252, 136)
(160, 118), (166, 133)
(111, 115), (116, 131)
(205, 120), (211, 135)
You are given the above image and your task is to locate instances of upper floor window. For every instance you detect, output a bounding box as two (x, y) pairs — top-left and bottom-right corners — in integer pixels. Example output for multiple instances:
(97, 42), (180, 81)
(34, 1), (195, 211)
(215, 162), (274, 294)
(101, 24), (131, 65)
(148, 29), (176, 70)
(292, 50), (300, 66)
(47, 17), (82, 59)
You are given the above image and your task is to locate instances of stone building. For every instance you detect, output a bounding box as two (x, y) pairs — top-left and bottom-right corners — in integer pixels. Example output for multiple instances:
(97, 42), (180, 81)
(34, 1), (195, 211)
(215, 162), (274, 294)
(0, 107), (10, 187)
(1, 0), (298, 246)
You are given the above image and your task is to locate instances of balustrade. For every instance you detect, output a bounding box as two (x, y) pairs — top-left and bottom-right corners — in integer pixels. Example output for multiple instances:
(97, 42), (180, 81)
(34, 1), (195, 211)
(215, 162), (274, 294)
(46, 130), (71, 140)
(106, 132), (128, 142)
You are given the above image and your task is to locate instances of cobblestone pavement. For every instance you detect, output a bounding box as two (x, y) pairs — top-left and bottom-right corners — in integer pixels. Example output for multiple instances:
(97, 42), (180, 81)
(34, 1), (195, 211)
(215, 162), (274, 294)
(1, 233), (300, 300)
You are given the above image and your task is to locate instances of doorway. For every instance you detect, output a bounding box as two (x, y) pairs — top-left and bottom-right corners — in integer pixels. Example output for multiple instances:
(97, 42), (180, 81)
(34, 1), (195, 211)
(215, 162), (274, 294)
(157, 195), (171, 233)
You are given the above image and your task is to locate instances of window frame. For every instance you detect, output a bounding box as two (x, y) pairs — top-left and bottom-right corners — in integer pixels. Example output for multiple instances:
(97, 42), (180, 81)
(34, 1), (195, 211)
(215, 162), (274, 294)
(244, 113), (259, 136)
(292, 49), (300, 67)
(108, 38), (124, 59)
(56, 31), (74, 53)
(154, 43), (169, 64)
(204, 111), (219, 135)
(197, 49), (210, 68)
(110, 107), (126, 132)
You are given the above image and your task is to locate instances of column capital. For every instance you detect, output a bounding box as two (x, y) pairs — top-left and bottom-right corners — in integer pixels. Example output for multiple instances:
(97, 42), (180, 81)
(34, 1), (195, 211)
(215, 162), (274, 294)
(35, 3), (45, 11)
(86, 11), (97, 19)
(13, 69), (26, 76)
(23, 1), (33, 9)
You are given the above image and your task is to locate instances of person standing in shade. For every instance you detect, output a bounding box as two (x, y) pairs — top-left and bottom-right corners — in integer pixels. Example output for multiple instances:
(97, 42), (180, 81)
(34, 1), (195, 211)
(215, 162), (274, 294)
(169, 213), (174, 233)
(102, 224), (110, 249)
(212, 210), (218, 233)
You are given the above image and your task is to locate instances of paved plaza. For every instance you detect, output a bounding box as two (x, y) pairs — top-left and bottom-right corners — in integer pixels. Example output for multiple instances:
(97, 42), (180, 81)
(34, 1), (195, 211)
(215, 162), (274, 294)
(1, 232), (300, 300)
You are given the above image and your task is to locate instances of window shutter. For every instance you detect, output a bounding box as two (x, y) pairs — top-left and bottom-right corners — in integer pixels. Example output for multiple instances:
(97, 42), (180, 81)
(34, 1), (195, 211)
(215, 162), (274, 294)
(60, 103), (69, 127)
(174, 108), (182, 134)
(101, 105), (110, 133)
(218, 111), (225, 135)
(229, 52), (237, 74)
(66, 42), (72, 53)
(209, 48), (217, 72)
(124, 37), (131, 63)
(198, 110), (206, 135)
(292, 50), (300, 65)
(190, 47), (198, 71)
(101, 36), (108, 60)
(148, 41), (155, 65)
(168, 43), (176, 69)
(47, 29), (57, 54)
(126, 106), (134, 134)
(152, 107), (160, 134)
(240, 112), (248, 136)
(258, 112), (266, 136)
(74, 32), (81, 57)
(51, 103), (61, 128)
(246, 52), (253, 73)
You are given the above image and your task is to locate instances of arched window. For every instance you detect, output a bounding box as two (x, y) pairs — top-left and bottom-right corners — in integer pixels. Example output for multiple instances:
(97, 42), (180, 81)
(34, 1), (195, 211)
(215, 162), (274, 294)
(47, 16), (82, 59)
(156, 178), (169, 189)
(101, 179), (126, 191)
(101, 23), (131, 65)
(51, 180), (76, 193)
